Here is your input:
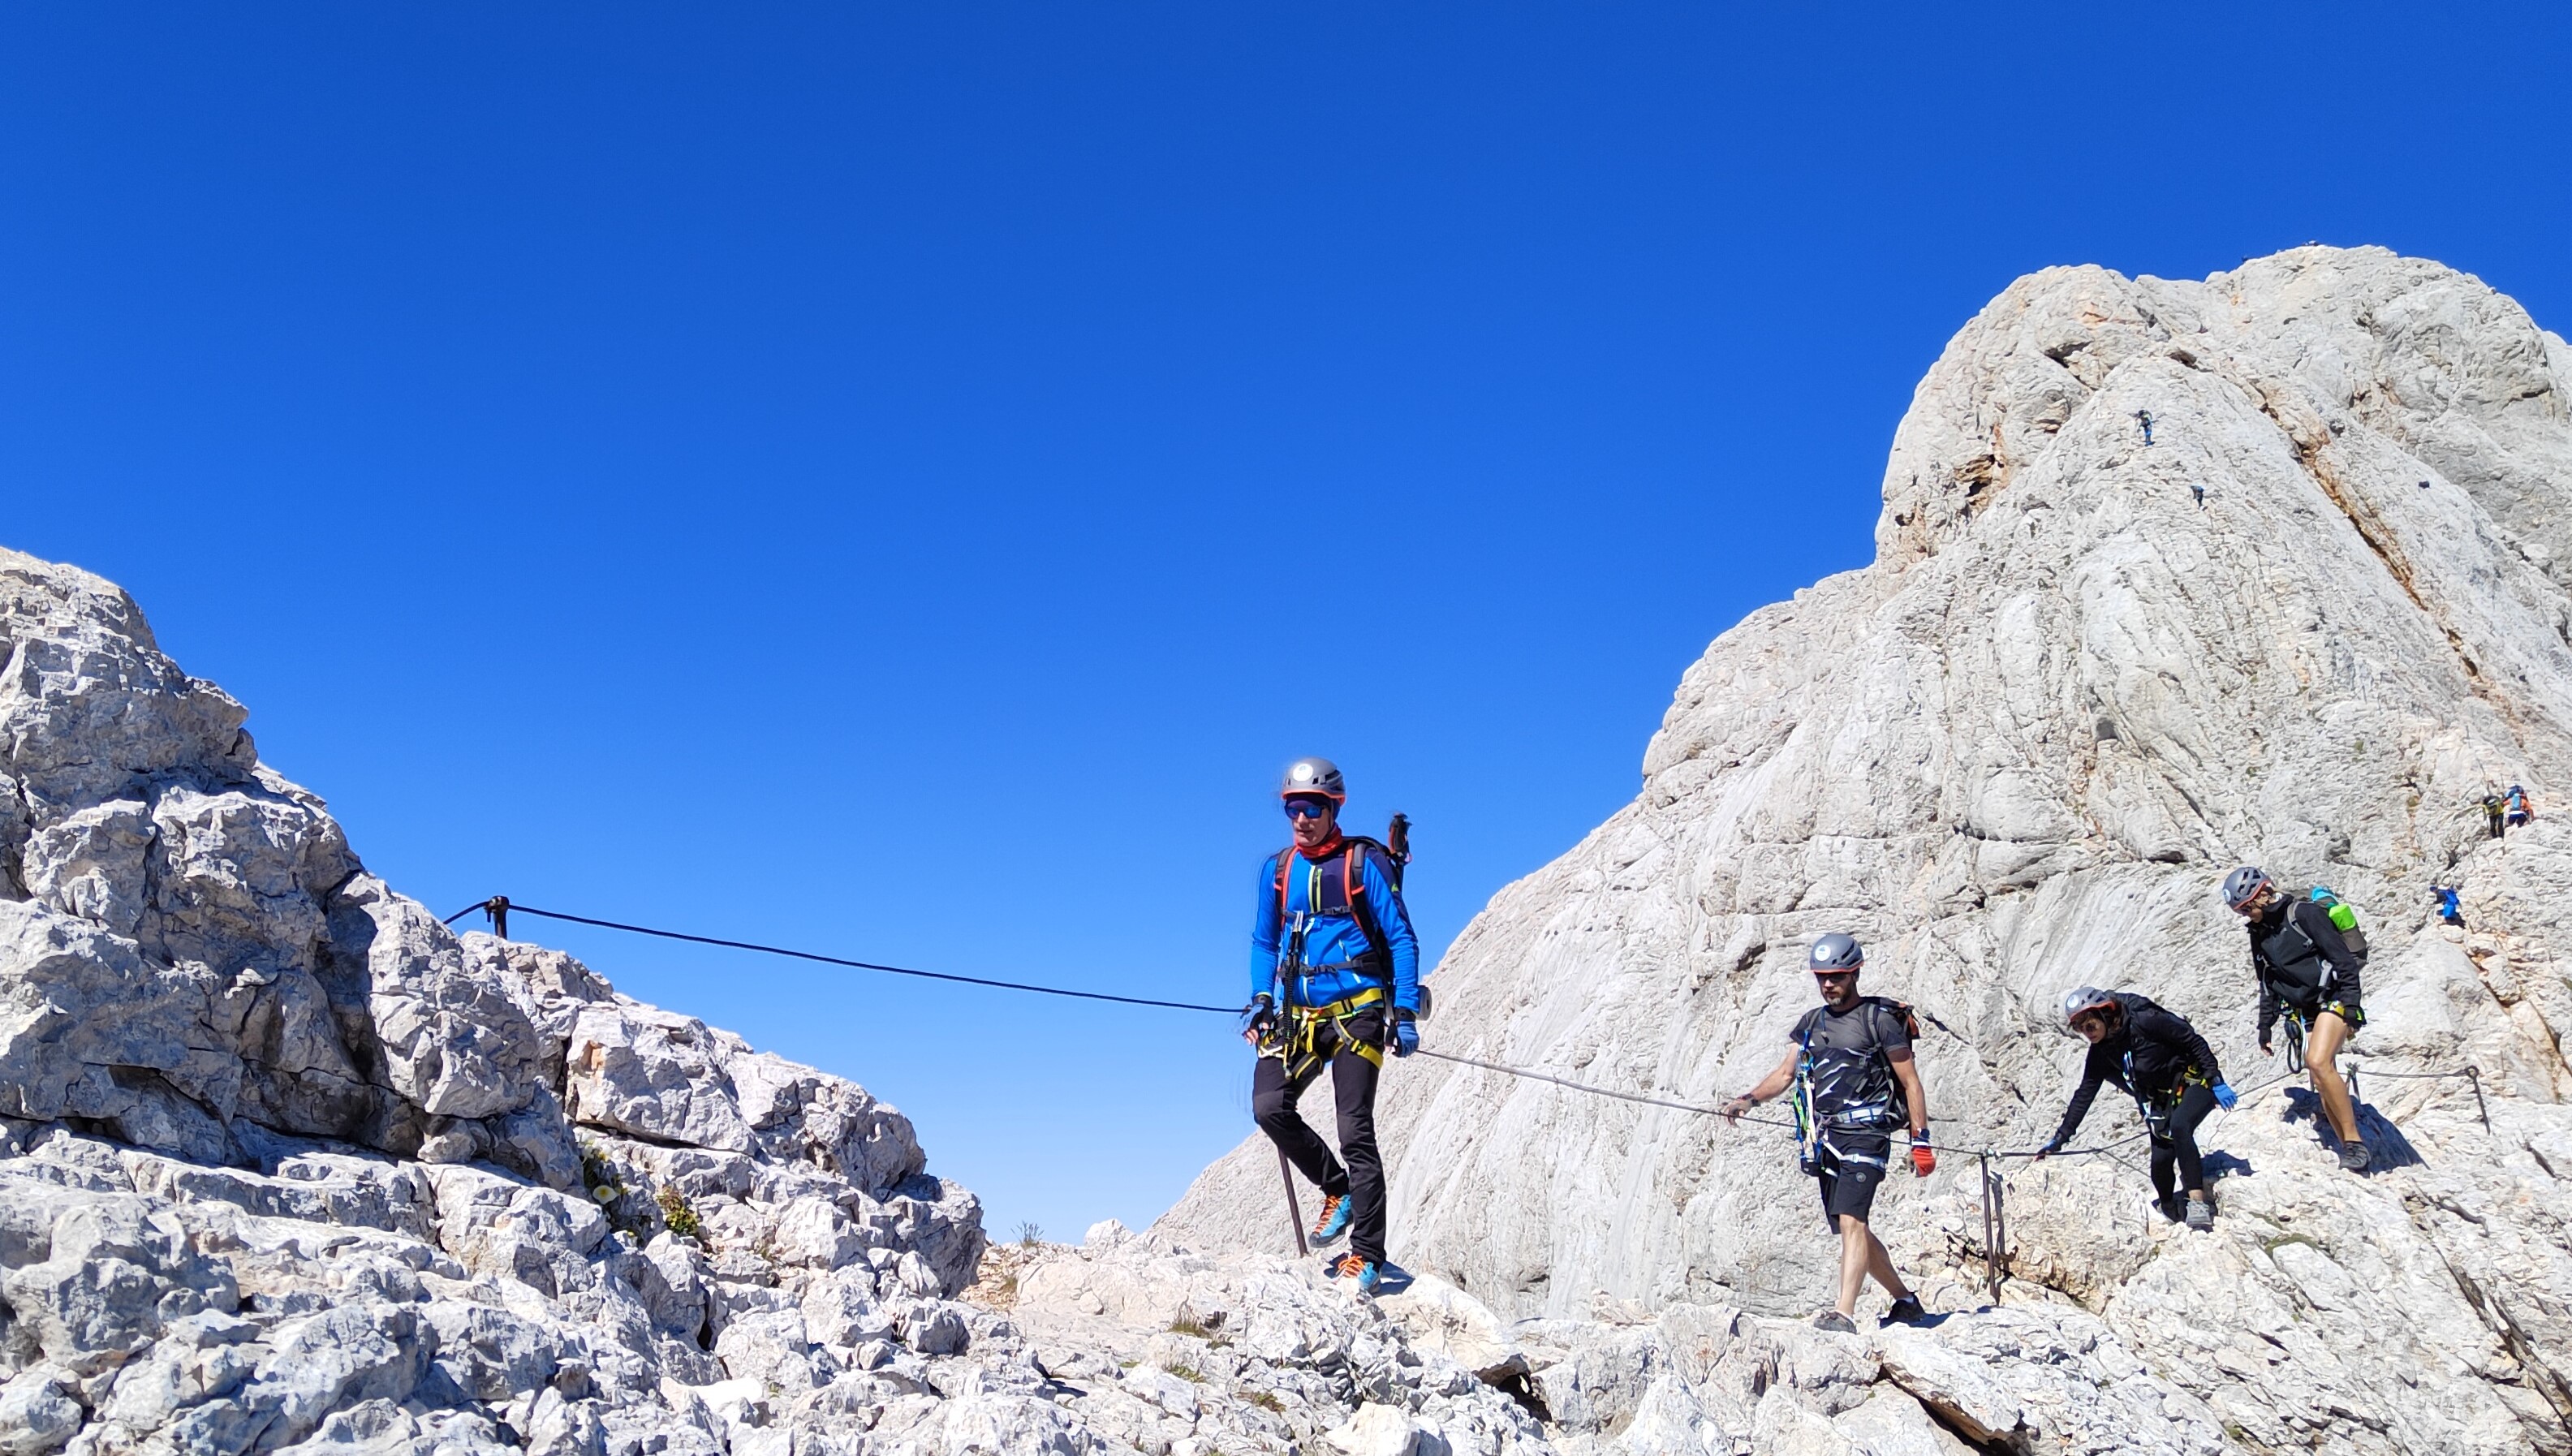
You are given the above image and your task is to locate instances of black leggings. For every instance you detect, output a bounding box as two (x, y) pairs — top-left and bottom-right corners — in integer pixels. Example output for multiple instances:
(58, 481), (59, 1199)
(2148, 1083), (2218, 1199)
(1252, 1010), (1387, 1263)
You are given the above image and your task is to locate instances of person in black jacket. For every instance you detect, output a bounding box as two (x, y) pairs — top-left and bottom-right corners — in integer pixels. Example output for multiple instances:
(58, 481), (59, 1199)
(2223, 865), (2371, 1170)
(2038, 989), (2238, 1230)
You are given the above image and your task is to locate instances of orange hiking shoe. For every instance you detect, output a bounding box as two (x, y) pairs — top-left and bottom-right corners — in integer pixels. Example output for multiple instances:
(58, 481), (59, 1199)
(1333, 1252), (1380, 1294)
(1310, 1192), (1351, 1244)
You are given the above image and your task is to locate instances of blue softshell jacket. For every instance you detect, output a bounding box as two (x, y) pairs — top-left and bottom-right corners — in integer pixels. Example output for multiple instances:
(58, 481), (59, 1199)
(1250, 843), (1420, 1012)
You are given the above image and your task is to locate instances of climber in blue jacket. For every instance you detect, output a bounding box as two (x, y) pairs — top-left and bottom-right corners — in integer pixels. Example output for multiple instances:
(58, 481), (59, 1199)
(1243, 756), (1420, 1294)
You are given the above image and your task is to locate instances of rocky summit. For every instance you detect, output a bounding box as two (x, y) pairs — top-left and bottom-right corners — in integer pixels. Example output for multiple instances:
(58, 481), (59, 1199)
(1163, 246), (2572, 1454)
(5, 243), (2571, 1456)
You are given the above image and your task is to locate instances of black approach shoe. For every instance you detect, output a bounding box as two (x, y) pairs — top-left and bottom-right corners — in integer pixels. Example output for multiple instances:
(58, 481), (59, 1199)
(2153, 1194), (2186, 1225)
(2338, 1142), (2372, 1173)
(1881, 1297), (1927, 1327)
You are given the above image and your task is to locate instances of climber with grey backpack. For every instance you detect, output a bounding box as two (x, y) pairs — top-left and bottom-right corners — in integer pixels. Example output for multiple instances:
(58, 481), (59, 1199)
(1722, 933), (1933, 1333)
(2223, 866), (2372, 1171)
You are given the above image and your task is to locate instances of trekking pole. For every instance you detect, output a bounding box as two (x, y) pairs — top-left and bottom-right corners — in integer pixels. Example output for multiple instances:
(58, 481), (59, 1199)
(1977, 1152), (2001, 1306)
(1276, 1147), (1308, 1257)
(1992, 1158), (2009, 1295)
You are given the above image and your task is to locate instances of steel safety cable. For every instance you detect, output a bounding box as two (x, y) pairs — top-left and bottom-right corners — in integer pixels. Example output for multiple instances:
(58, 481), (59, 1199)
(440, 898), (2484, 1149)
(441, 897), (1246, 1015)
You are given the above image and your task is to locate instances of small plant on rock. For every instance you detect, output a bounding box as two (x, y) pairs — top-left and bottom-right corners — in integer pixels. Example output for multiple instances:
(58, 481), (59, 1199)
(656, 1183), (702, 1240)
(577, 1139), (655, 1241)
(1015, 1221), (1044, 1247)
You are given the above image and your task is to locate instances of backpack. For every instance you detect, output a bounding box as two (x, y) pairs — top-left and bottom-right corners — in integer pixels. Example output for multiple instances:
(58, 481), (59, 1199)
(1271, 819), (1416, 1005)
(2298, 885), (2369, 962)
(2255, 887), (2367, 1006)
(1791, 996), (1923, 1139)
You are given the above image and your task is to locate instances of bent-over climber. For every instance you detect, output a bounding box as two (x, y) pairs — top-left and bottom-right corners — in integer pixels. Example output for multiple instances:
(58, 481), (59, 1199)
(2506, 784), (2532, 829)
(2224, 866), (2371, 1170)
(1245, 756), (1420, 1294)
(2038, 988), (2236, 1230)
(2483, 791), (2506, 839)
(2434, 884), (2463, 927)
(1723, 934), (1931, 1332)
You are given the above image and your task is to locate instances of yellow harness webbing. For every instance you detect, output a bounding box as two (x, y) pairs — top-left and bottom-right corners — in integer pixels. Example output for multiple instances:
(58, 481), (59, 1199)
(1264, 985), (1388, 1075)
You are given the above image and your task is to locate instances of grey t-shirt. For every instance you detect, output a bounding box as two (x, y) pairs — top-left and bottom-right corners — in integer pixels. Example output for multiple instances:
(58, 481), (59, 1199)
(1790, 999), (1911, 1127)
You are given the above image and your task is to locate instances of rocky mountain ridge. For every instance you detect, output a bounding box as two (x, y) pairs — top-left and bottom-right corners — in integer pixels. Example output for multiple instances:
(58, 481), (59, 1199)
(7, 243), (2572, 1456)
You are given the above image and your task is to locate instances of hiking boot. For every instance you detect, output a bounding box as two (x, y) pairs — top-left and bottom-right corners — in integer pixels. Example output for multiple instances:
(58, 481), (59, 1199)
(2184, 1199), (2216, 1232)
(1333, 1253), (1380, 1294)
(1812, 1310), (1859, 1334)
(2338, 1142), (2372, 1173)
(1310, 1193), (1352, 1245)
(1881, 1296), (1927, 1328)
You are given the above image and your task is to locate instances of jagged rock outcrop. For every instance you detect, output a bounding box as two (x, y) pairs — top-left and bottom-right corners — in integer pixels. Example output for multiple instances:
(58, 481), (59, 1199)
(1163, 247), (2572, 1454)
(0, 548), (1002, 1453)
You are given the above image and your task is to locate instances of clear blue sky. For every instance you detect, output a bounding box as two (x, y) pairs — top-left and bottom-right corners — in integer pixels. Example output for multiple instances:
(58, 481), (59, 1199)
(4, 5), (2566, 1242)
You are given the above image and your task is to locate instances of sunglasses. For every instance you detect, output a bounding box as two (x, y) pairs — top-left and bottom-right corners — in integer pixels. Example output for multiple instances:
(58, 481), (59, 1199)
(1283, 799), (1333, 821)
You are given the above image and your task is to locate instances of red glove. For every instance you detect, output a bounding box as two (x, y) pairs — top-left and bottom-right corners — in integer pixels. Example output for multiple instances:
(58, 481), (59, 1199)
(1910, 1144), (1937, 1178)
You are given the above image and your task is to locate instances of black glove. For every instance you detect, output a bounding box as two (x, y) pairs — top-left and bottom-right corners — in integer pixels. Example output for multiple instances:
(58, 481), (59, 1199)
(1241, 994), (1277, 1039)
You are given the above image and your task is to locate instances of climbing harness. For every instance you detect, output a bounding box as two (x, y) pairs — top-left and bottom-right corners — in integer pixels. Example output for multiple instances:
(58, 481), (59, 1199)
(2126, 1047), (2212, 1144)
(1261, 985), (1391, 1074)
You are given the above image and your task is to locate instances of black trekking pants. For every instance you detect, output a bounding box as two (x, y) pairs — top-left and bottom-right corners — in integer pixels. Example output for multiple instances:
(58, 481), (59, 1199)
(2148, 1083), (2218, 1200)
(1252, 1010), (1386, 1264)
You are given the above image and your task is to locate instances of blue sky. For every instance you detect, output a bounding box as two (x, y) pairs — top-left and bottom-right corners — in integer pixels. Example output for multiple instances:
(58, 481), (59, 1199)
(4, 4), (2566, 1242)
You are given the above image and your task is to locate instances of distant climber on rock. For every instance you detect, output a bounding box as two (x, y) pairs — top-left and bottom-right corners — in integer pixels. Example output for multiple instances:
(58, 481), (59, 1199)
(1245, 756), (1420, 1296)
(2133, 409), (2155, 446)
(1722, 933), (1931, 1333)
(2434, 884), (2463, 926)
(2506, 784), (2531, 829)
(2482, 791), (2506, 838)
(2191, 483), (2205, 508)
(2036, 989), (2235, 1231)
(2224, 867), (2372, 1171)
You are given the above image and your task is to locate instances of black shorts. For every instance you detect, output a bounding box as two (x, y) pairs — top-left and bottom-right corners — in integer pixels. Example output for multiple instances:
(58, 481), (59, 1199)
(2290, 1000), (2366, 1032)
(1814, 1130), (1891, 1229)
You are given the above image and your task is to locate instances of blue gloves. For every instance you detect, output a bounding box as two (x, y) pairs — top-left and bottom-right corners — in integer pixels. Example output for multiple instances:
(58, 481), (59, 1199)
(1392, 1011), (1419, 1058)
(2212, 1082), (2238, 1111)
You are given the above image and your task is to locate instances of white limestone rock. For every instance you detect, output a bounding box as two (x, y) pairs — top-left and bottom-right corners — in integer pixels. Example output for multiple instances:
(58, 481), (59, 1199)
(1162, 247), (2572, 1455)
(0, 544), (989, 1453)
(19, 244), (2572, 1454)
